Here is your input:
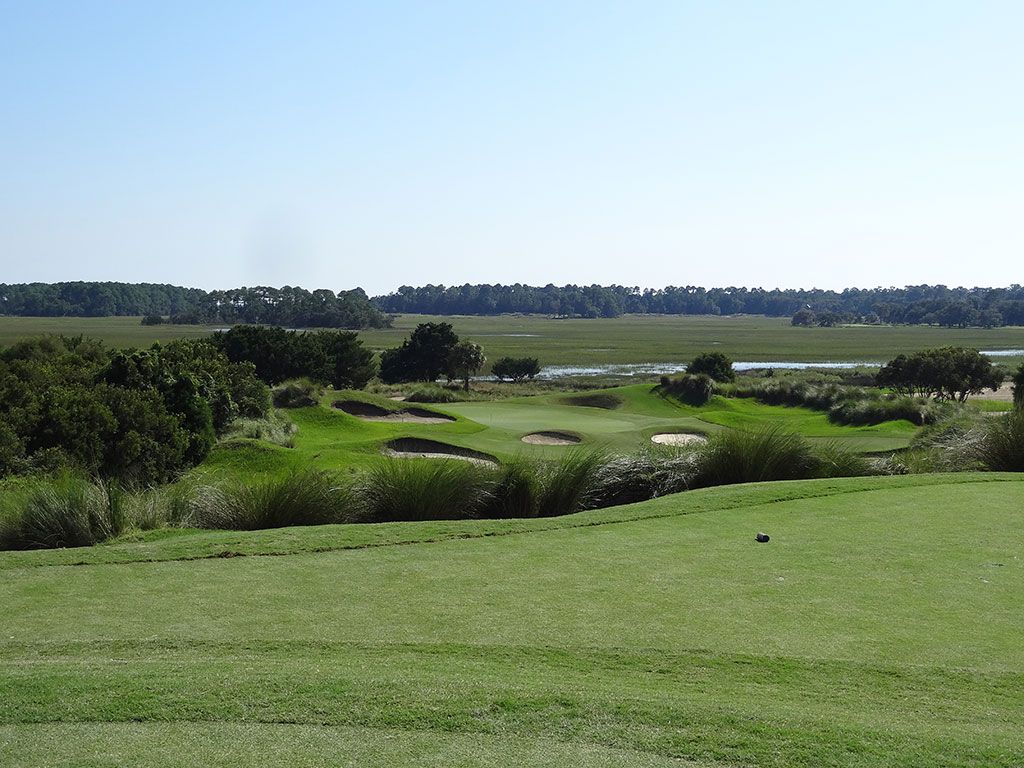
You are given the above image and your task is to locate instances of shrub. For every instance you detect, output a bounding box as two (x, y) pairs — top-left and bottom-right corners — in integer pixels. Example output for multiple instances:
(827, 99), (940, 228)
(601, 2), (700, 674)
(405, 384), (461, 403)
(191, 469), (357, 530)
(659, 374), (717, 406)
(222, 413), (297, 447)
(687, 352), (735, 382)
(359, 459), (494, 522)
(1013, 363), (1024, 410)
(272, 378), (323, 408)
(0, 474), (127, 550)
(492, 357), (542, 382)
(975, 410), (1024, 471)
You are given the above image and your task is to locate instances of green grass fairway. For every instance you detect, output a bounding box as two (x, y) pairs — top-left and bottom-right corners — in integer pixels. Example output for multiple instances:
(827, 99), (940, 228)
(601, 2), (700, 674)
(203, 384), (916, 477)
(2, 473), (1022, 766)
(3, 314), (1022, 368)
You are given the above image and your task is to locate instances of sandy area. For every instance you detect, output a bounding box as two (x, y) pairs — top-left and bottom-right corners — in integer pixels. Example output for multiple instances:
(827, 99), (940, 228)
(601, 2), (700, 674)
(976, 383), (1015, 402)
(651, 433), (707, 446)
(521, 431), (581, 446)
(383, 449), (496, 466)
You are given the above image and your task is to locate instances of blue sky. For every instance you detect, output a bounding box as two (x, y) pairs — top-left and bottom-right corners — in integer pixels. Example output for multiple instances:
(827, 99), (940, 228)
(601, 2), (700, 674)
(1, 1), (1021, 295)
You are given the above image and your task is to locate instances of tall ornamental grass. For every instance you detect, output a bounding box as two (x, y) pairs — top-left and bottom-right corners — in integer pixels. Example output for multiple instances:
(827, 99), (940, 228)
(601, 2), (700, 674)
(190, 469), (358, 530)
(0, 473), (127, 549)
(359, 459), (495, 522)
(975, 410), (1024, 471)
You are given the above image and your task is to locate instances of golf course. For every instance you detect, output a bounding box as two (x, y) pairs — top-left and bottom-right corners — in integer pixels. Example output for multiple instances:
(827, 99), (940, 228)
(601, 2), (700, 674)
(1, 315), (1022, 766)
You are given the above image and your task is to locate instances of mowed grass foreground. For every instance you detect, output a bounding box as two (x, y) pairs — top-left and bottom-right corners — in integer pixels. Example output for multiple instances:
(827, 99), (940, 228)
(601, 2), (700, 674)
(3, 314), (1023, 368)
(2, 474), (1022, 767)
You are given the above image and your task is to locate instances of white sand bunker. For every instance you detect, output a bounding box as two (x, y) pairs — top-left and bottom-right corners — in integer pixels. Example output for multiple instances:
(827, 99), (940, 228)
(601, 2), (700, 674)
(383, 438), (497, 466)
(651, 433), (707, 446)
(334, 400), (454, 424)
(521, 431), (581, 446)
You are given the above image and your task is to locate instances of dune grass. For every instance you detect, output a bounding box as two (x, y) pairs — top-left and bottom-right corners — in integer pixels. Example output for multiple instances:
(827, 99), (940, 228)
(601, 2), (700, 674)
(1, 474), (1022, 766)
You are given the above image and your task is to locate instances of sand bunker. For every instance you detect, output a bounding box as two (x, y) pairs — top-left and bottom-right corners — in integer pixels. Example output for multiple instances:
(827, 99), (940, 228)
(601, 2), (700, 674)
(521, 431), (581, 446)
(334, 401), (454, 424)
(651, 433), (707, 446)
(383, 438), (497, 466)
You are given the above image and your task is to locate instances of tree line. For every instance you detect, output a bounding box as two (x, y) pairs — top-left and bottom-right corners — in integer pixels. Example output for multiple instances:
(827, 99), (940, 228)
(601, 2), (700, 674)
(6, 281), (1024, 326)
(0, 282), (391, 329)
(373, 283), (1024, 325)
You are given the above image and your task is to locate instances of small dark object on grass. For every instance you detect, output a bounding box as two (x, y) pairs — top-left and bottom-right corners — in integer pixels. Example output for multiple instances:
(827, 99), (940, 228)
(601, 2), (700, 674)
(755, 532), (770, 543)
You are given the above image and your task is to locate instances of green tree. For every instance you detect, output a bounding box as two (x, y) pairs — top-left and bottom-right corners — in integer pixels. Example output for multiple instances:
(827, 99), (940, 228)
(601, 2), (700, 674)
(876, 347), (1000, 402)
(379, 323), (460, 383)
(447, 341), (486, 391)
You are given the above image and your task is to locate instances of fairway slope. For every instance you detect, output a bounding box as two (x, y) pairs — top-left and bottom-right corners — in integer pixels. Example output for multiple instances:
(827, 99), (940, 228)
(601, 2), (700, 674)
(2, 474), (1022, 767)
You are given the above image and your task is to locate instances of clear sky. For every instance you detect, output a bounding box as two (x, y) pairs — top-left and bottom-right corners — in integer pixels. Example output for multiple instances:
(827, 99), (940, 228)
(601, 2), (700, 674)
(1, 1), (1021, 295)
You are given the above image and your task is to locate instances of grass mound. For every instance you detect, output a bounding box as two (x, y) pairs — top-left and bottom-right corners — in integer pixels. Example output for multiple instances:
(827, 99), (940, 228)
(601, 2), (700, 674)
(383, 438), (497, 464)
(560, 392), (622, 409)
(334, 401), (455, 423)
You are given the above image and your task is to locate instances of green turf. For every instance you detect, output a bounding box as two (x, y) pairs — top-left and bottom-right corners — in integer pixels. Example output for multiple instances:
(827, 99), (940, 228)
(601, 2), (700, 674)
(198, 384), (916, 478)
(2, 473), (1022, 766)
(3, 313), (1023, 368)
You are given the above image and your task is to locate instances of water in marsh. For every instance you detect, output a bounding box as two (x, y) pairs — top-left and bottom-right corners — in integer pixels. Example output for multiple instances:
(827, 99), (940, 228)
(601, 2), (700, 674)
(534, 349), (1024, 379)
